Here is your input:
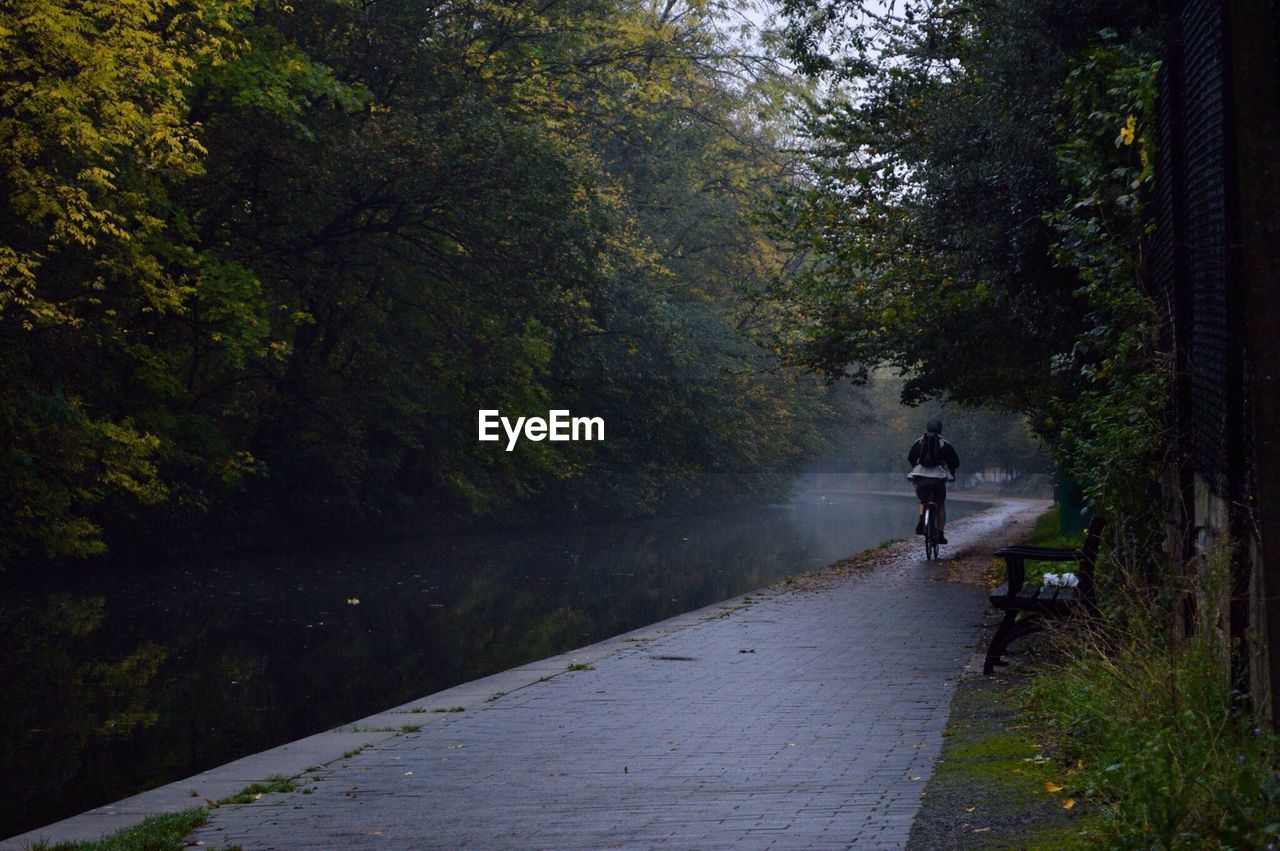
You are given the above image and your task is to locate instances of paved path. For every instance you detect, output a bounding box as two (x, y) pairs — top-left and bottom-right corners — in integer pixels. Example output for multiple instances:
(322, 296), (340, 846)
(189, 500), (1043, 850)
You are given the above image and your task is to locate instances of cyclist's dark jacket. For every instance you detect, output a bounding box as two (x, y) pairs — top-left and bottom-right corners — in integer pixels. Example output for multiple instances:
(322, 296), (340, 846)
(907, 436), (960, 480)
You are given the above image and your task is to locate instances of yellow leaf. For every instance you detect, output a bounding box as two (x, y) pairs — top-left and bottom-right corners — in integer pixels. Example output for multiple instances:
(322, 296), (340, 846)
(1119, 115), (1137, 146)
(1044, 781), (1063, 793)
(964, 806), (976, 813)
(1062, 798), (1075, 809)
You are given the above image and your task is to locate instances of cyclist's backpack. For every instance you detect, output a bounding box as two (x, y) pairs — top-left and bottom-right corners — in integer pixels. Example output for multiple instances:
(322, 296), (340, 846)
(919, 433), (941, 467)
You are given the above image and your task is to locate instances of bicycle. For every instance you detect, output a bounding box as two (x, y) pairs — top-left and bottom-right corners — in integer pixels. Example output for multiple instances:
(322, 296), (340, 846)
(922, 500), (942, 560)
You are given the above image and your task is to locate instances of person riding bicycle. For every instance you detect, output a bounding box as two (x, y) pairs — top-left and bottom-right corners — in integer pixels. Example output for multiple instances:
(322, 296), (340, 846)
(907, 419), (960, 544)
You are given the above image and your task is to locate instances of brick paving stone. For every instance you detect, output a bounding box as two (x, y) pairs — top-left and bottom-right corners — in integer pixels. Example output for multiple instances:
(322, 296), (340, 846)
(189, 502), (1037, 850)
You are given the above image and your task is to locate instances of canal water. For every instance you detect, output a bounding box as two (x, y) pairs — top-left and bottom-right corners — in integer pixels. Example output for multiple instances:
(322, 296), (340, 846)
(1, 483), (987, 837)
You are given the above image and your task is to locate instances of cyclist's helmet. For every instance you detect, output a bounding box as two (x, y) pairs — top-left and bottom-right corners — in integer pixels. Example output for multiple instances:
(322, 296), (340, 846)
(926, 418), (943, 434)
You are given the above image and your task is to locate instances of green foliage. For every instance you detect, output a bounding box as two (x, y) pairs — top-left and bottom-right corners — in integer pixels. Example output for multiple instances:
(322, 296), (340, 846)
(1028, 549), (1280, 848)
(1042, 37), (1166, 567)
(766, 1), (1161, 443)
(768, 1), (1157, 412)
(0, 0), (832, 561)
(0, 0), (251, 560)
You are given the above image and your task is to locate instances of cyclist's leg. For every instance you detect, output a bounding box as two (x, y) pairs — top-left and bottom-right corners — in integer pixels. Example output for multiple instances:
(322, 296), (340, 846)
(913, 480), (928, 534)
(932, 481), (948, 542)
(937, 482), (947, 532)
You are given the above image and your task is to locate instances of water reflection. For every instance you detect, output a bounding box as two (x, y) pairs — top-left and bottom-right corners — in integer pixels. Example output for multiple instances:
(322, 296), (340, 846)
(1, 490), (984, 837)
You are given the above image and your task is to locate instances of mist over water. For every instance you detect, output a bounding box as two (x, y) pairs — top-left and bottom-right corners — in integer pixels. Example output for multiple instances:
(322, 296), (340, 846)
(2, 479), (986, 838)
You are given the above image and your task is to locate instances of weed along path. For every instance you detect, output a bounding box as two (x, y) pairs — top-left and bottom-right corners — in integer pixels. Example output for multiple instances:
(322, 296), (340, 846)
(171, 499), (1043, 850)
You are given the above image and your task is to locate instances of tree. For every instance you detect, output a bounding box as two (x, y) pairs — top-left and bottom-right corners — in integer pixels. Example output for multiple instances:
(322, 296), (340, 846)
(765, 0), (1159, 425)
(0, 0), (253, 558)
(1, 0), (835, 561)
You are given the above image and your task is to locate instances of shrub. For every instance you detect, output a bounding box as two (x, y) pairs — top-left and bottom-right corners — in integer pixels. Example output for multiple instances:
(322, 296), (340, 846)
(1028, 544), (1280, 848)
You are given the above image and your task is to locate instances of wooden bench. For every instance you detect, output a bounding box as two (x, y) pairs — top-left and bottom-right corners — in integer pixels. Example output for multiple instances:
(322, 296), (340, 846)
(982, 515), (1104, 675)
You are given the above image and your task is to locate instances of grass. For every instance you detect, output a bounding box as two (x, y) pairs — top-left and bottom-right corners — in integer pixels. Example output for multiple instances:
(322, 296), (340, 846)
(26, 809), (209, 851)
(25, 772), (309, 850)
(215, 775), (297, 805)
(907, 673), (1094, 849)
(964, 507), (1280, 847)
(431, 706), (465, 713)
(566, 662), (594, 672)
(348, 723), (429, 732)
(1025, 540), (1280, 848)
